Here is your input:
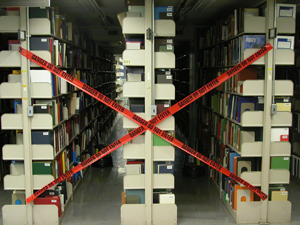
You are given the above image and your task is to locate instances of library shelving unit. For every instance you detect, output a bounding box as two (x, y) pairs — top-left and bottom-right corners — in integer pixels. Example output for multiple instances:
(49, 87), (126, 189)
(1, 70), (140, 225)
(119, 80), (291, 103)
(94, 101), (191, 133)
(120, 1), (177, 224)
(0, 6), (116, 225)
(198, 0), (293, 224)
(173, 52), (189, 141)
(115, 55), (125, 102)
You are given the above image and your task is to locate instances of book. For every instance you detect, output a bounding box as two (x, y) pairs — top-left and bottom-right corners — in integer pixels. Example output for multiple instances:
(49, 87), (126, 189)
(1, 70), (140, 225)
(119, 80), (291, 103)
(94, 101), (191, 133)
(125, 164), (141, 175)
(33, 104), (51, 114)
(276, 4), (296, 19)
(233, 184), (254, 210)
(31, 130), (54, 146)
(29, 7), (49, 18)
(236, 157), (254, 176)
(271, 190), (288, 201)
(126, 41), (142, 50)
(8, 40), (20, 51)
(30, 70), (52, 84)
(271, 128), (289, 142)
(241, 35), (266, 61)
(34, 196), (62, 217)
(229, 151), (239, 173)
(243, 8), (259, 17)
(159, 193), (175, 204)
(126, 189), (145, 204)
(6, 7), (20, 16)
(275, 36), (294, 50)
(154, 6), (173, 20)
(237, 97), (257, 123)
(270, 157), (290, 170)
(158, 164), (174, 174)
(32, 162), (53, 175)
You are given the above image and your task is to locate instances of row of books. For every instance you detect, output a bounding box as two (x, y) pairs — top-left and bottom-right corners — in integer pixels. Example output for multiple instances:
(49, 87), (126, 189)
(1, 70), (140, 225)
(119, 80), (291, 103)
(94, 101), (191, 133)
(8, 7), (93, 51)
(202, 35), (266, 67)
(211, 93), (291, 123)
(200, 4), (296, 49)
(13, 180), (71, 216)
(8, 69), (116, 101)
(225, 67), (258, 93)
(8, 37), (114, 71)
(211, 113), (290, 151)
(202, 8), (262, 48)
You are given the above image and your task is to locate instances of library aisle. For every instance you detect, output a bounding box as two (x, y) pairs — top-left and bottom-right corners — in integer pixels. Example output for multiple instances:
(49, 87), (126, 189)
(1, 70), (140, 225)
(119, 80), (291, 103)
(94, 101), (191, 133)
(1, 114), (297, 225)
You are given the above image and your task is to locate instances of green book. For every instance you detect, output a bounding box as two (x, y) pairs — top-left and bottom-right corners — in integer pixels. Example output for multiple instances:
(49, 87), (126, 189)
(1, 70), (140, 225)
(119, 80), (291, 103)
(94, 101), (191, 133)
(153, 134), (172, 146)
(29, 7), (49, 18)
(158, 45), (174, 52)
(270, 157), (290, 170)
(32, 162), (53, 175)
(212, 94), (219, 113)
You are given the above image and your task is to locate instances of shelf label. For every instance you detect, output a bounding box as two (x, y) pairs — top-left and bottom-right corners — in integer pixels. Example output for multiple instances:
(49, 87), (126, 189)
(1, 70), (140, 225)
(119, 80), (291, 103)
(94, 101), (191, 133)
(19, 44), (272, 204)
(166, 75), (172, 79)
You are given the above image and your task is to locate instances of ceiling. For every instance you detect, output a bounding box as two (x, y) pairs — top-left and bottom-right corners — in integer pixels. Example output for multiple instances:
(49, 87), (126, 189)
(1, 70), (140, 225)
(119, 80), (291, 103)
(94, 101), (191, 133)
(50, 0), (300, 53)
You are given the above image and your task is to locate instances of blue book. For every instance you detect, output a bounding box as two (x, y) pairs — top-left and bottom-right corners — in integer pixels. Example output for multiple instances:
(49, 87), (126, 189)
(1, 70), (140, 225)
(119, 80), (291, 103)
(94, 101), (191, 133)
(237, 97), (258, 123)
(229, 151), (239, 173)
(154, 6), (173, 20)
(227, 95), (233, 118)
(126, 189), (145, 204)
(243, 35), (266, 51)
(14, 99), (22, 113)
(51, 73), (55, 96)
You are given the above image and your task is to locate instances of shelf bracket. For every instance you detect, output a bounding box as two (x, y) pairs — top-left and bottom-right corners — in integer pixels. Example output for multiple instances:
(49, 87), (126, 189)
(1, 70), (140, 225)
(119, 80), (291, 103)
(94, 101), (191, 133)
(268, 27), (277, 39)
(27, 106), (33, 117)
(146, 28), (153, 40)
(18, 29), (26, 41)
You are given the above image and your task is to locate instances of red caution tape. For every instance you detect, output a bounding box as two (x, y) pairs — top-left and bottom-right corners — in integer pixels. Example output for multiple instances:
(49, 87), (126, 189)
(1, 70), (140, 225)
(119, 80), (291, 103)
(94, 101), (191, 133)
(20, 44), (272, 204)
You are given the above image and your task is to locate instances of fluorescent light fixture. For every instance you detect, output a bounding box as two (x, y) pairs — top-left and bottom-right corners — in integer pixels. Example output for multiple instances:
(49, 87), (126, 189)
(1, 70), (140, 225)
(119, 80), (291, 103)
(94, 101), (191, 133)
(0, 0), (50, 7)
(78, 0), (104, 18)
(78, 0), (111, 25)
(192, 0), (216, 12)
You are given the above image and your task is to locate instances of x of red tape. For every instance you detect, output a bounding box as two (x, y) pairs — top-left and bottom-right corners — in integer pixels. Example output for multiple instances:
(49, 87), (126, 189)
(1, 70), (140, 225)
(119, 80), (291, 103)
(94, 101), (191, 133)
(19, 43), (273, 204)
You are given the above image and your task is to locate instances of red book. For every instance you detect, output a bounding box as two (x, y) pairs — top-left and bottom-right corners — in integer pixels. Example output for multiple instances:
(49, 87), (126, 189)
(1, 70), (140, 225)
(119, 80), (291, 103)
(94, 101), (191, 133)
(6, 7), (19, 11)
(34, 196), (62, 217)
(8, 40), (20, 50)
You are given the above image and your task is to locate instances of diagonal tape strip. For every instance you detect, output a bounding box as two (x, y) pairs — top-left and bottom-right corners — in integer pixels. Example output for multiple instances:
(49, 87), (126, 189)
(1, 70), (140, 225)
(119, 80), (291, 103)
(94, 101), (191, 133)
(20, 44), (272, 203)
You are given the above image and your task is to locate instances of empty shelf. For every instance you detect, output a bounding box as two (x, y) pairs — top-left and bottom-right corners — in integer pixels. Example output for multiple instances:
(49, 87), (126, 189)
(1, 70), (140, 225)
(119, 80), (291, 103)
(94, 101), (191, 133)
(3, 144), (54, 160)
(240, 169), (290, 186)
(123, 82), (175, 99)
(4, 174), (55, 190)
(123, 144), (175, 161)
(124, 174), (174, 189)
(0, 82), (52, 99)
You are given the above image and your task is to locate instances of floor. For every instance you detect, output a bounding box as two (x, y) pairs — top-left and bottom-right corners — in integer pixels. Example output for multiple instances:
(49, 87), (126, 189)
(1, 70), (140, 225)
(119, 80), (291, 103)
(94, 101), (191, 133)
(1, 114), (300, 224)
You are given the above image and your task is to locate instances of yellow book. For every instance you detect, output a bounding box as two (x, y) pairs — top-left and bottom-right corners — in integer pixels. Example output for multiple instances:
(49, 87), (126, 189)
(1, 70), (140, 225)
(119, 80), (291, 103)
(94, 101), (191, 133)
(12, 70), (21, 74)
(271, 190), (288, 201)
(62, 152), (65, 174)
